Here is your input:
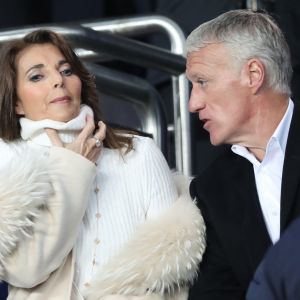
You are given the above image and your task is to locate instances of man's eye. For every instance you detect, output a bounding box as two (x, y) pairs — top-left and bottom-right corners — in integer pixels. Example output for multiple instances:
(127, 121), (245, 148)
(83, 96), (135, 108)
(60, 68), (73, 76)
(198, 79), (207, 86)
(29, 74), (43, 82)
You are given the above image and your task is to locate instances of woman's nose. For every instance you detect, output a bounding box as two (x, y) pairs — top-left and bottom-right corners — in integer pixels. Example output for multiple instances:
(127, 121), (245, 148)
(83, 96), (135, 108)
(53, 72), (64, 88)
(54, 82), (64, 88)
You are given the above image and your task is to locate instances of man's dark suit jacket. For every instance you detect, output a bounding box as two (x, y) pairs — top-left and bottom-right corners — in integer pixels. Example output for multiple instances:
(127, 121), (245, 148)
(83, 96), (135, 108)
(246, 217), (300, 300)
(188, 102), (300, 300)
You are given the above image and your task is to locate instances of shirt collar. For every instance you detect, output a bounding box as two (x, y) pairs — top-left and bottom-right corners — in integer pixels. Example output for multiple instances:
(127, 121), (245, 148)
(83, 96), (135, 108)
(231, 99), (294, 162)
(271, 98), (294, 153)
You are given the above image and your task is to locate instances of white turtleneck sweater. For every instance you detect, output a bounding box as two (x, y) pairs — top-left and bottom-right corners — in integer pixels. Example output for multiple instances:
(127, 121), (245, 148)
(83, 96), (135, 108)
(1, 105), (178, 295)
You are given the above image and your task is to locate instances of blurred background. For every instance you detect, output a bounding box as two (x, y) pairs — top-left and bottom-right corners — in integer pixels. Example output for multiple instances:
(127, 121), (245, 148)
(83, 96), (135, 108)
(0, 0), (299, 298)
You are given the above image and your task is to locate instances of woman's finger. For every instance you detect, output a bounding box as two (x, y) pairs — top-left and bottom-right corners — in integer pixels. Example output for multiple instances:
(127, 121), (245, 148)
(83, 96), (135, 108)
(77, 115), (95, 141)
(45, 128), (64, 147)
(93, 121), (106, 141)
(91, 121), (106, 149)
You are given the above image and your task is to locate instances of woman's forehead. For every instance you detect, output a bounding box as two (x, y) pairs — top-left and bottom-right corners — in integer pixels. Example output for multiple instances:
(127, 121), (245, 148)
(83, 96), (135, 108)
(16, 44), (65, 72)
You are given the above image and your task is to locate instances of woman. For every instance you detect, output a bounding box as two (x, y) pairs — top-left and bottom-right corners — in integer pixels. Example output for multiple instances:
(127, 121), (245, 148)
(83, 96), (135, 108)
(0, 29), (205, 300)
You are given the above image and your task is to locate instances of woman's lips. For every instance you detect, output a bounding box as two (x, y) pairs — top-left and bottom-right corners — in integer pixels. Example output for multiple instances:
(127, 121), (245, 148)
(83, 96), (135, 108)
(50, 96), (71, 104)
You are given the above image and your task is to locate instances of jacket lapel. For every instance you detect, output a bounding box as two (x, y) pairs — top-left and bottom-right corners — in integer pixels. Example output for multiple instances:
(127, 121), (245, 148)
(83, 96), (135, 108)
(215, 154), (271, 283)
(236, 158), (271, 274)
(281, 103), (300, 231)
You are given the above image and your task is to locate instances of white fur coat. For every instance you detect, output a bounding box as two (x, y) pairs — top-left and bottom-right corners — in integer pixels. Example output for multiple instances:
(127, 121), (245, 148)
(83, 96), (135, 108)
(0, 153), (53, 279)
(85, 174), (206, 300)
(0, 154), (206, 300)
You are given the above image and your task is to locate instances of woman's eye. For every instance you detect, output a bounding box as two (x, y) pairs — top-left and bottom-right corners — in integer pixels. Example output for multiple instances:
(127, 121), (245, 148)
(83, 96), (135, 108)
(60, 68), (73, 76)
(29, 74), (43, 82)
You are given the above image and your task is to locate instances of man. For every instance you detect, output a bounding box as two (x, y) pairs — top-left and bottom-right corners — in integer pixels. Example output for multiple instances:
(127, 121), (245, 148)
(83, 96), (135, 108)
(185, 9), (300, 299)
(246, 217), (300, 300)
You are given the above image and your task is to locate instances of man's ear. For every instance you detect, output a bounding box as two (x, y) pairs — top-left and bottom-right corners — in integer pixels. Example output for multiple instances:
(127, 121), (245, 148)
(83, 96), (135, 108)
(242, 58), (265, 94)
(15, 100), (25, 115)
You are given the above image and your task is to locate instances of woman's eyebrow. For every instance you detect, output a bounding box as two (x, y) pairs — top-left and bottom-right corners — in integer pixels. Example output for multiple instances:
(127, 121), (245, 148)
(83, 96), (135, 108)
(25, 64), (44, 75)
(25, 59), (68, 75)
(57, 59), (69, 67)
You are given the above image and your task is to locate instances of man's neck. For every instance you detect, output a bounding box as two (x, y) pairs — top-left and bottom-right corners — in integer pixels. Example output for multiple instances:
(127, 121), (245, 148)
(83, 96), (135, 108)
(247, 93), (289, 161)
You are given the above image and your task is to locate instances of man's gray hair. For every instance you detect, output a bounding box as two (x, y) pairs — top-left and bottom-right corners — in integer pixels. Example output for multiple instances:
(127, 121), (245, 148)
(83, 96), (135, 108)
(186, 9), (292, 95)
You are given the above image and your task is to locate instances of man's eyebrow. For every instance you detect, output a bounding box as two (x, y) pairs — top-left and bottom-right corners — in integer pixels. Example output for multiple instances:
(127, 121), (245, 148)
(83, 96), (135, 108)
(185, 72), (200, 82)
(185, 71), (193, 81)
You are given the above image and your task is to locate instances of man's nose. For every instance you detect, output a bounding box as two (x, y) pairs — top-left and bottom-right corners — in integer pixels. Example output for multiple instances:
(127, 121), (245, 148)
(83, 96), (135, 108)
(188, 86), (205, 112)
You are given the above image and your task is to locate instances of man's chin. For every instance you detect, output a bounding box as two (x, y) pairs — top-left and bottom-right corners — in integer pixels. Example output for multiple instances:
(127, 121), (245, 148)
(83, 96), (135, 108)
(209, 136), (224, 146)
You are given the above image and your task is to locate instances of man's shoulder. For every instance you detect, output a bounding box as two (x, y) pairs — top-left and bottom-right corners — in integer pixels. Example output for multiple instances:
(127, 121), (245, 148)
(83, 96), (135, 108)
(190, 146), (253, 207)
(193, 147), (244, 182)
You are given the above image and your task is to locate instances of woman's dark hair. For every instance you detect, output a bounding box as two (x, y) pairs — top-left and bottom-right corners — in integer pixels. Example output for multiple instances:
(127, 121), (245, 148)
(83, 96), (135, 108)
(0, 29), (134, 152)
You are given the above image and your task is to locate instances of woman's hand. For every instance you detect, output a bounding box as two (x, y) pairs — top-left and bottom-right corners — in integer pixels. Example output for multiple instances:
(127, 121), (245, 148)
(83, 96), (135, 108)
(45, 115), (106, 163)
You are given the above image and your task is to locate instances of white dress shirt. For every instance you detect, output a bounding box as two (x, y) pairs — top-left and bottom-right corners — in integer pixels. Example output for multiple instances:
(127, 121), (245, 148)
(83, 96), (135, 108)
(232, 99), (294, 244)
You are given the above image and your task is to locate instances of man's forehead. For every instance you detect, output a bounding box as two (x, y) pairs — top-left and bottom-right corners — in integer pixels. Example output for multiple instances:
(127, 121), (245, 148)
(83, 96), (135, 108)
(186, 45), (229, 73)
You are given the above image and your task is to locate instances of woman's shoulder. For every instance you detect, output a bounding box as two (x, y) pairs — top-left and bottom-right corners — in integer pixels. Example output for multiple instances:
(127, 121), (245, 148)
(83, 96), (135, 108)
(0, 139), (15, 161)
(130, 135), (171, 172)
(131, 135), (162, 153)
(102, 135), (166, 169)
(0, 138), (11, 149)
(106, 134), (159, 157)
(0, 139), (28, 169)
(122, 135), (165, 164)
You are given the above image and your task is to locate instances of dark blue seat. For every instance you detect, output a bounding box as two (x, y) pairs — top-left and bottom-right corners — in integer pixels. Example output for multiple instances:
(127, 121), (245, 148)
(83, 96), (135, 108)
(0, 282), (8, 300)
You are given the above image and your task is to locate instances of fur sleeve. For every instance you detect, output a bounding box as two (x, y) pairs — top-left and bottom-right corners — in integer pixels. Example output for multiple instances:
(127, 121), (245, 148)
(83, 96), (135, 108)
(85, 174), (206, 300)
(0, 152), (53, 279)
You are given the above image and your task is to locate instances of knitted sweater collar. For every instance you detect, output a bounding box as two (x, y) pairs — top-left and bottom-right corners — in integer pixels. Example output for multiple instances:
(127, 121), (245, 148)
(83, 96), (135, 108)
(19, 105), (93, 146)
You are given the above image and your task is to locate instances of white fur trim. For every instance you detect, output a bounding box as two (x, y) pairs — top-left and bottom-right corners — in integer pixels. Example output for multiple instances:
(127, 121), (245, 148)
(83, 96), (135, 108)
(0, 151), (53, 279)
(86, 175), (206, 300)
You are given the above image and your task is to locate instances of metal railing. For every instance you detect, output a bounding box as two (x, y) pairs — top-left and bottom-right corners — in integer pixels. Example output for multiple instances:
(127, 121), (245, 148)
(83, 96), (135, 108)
(85, 62), (168, 155)
(246, 0), (258, 10)
(82, 15), (191, 175)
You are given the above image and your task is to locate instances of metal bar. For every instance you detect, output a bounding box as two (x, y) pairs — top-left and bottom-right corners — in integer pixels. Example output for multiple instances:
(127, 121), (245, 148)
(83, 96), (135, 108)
(246, 0), (258, 10)
(85, 62), (167, 152)
(0, 26), (185, 75)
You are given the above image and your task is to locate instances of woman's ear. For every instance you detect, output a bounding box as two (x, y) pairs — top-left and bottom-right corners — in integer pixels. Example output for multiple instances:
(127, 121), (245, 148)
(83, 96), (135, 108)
(15, 100), (25, 115)
(244, 58), (265, 94)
